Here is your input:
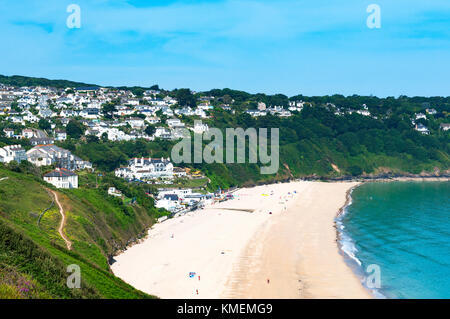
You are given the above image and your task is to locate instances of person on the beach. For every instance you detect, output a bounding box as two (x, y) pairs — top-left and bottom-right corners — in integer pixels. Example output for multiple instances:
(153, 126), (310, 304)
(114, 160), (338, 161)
(196, 289), (199, 295)
(267, 278), (270, 284)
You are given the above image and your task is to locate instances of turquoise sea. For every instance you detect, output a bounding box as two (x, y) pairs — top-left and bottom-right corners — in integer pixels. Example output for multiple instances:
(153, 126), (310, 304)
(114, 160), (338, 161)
(337, 182), (450, 299)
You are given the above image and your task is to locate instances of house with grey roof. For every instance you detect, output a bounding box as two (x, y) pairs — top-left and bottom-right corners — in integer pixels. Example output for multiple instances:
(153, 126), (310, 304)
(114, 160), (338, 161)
(43, 168), (78, 189)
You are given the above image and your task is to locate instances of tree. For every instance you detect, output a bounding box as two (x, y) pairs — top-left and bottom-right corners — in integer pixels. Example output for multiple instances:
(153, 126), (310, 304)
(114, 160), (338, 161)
(348, 165), (363, 176)
(101, 132), (108, 142)
(101, 103), (116, 119)
(86, 135), (99, 143)
(174, 88), (196, 108)
(155, 110), (167, 123)
(133, 112), (146, 120)
(222, 94), (232, 104)
(66, 120), (85, 139)
(145, 125), (156, 136)
(11, 101), (20, 112)
(38, 119), (51, 131)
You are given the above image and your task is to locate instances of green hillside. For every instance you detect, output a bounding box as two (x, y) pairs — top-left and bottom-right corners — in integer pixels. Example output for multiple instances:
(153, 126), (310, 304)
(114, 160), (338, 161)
(0, 166), (162, 299)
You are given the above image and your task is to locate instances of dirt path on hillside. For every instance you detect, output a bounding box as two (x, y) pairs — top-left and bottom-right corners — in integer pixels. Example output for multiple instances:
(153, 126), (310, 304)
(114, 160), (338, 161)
(50, 190), (72, 250)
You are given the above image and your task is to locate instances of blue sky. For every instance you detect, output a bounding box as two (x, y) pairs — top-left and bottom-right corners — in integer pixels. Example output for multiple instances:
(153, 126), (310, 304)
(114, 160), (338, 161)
(1, 0), (449, 97)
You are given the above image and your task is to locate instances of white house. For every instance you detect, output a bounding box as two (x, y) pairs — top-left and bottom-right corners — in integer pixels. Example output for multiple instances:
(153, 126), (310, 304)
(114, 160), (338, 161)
(440, 123), (450, 131)
(22, 129), (34, 139)
(194, 108), (207, 118)
(246, 110), (267, 117)
(146, 116), (160, 124)
(23, 111), (39, 123)
(0, 145), (27, 163)
(415, 113), (427, 120)
(127, 117), (145, 129)
(415, 123), (430, 135)
(356, 110), (371, 117)
(80, 108), (100, 119)
(114, 106), (134, 117)
(43, 168), (78, 189)
(192, 121), (209, 134)
(55, 130), (67, 141)
(167, 118), (184, 128)
(155, 188), (210, 212)
(93, 127), (133, 141)
(115, 157), (174, 181)
(125, 99), (140, 106)
(26, 144), (92, 170)
(155, 196), (181, 212)
(60, 109), (77, 118)
(3, 128), (14, 138)
(154, 127), (173, 139)
(257, 102), (267, 111)
(157, 188), (193, 200)
(197, 103), (213, 111)
(108, 187), (123, 197)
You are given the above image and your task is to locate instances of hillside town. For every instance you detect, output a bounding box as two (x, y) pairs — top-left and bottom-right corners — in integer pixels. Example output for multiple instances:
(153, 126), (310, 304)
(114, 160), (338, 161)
(0, 83), (247, 214)
(1, 83), (448, 144)
(1, 81), (449, 214)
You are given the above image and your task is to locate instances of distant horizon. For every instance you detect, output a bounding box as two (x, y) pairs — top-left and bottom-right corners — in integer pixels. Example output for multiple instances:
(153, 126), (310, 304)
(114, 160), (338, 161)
(2, 73), (450, 99)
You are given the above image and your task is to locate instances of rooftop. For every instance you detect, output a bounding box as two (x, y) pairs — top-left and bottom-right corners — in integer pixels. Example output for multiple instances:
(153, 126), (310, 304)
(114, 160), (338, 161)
(44, 168), (77, 178)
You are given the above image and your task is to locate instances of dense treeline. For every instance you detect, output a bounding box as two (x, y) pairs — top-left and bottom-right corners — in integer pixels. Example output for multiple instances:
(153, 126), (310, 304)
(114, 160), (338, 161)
(0, 75), (97, 89)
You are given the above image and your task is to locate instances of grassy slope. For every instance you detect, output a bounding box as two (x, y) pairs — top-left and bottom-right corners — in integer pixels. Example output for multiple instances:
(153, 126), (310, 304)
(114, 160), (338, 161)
(0, 168), (155, 298)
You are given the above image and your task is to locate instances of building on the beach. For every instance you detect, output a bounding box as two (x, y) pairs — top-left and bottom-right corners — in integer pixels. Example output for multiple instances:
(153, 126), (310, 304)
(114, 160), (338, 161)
(155, 194), (181, 212)
(155, 189), (214, 212)
(43, 168), (78, 189)
(157, 188), (193, 200)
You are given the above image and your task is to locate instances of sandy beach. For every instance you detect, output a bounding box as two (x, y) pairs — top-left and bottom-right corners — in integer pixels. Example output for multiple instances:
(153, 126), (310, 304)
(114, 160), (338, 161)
(111, 181), (372, 299)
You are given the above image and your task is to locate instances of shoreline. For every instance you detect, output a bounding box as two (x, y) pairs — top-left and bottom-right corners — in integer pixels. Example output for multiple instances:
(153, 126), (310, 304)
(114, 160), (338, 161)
(316, 176), (450, 183)
(111, 181), (372, 299)
(334, 182), (380, 298)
